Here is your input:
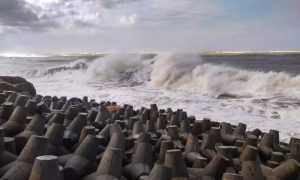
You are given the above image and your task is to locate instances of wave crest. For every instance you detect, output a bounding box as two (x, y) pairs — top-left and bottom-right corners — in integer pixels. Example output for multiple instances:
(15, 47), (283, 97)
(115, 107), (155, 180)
(150, 53), (300, 96)
(43, 59), (88, 75)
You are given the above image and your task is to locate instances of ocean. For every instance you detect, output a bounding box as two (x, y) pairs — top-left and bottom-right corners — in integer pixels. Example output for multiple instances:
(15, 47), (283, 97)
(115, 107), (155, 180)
(1, 52), (300, 142)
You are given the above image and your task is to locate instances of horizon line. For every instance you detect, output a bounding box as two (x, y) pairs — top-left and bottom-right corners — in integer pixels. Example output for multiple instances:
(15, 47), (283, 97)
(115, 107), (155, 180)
(1, 50), (300, 57)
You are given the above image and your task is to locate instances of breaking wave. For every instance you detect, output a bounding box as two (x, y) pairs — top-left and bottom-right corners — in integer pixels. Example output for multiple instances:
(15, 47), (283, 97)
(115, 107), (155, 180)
(42, 59), (89, 75)
(150, 53), (300, 96)
(28, 53), (300, 97)
(85, 53), (153, 85)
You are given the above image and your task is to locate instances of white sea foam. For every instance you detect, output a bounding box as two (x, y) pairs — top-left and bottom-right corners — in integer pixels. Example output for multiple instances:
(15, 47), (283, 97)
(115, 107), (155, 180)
(14, 52), (300, 98)
(5, 52), (300, 97)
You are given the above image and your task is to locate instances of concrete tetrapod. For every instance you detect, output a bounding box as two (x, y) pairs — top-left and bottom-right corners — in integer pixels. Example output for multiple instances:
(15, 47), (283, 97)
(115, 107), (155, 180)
(1, 106), (27, 136)
(29, 155), (61, 180)
(164, 149), (189, 179)
(14, 114), (46, 153)
(63, 135), (100, 180)
(0, 102), (14, 125)
(1, 136), (48, 180)
(188, 154), (230, 180)
(0, 127), (17, 167)
(123, 142), (154, 180)
(63, 112), (87, 148)
(95, 148), (123, 180)
(45, 123), (69, 156)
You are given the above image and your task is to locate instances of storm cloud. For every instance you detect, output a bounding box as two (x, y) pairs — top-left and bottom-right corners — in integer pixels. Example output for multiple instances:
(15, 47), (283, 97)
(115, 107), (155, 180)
(0, 0), (38, 27)
(0, 0), (60, 31)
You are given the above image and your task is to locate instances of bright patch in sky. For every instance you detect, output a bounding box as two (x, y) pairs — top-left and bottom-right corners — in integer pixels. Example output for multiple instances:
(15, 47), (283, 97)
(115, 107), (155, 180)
(25, 0), (59, 5)
(119, 14), (137, 26)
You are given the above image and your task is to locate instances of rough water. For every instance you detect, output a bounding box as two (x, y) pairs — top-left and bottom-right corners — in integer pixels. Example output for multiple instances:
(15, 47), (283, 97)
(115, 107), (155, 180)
(1, 52), (300, 142)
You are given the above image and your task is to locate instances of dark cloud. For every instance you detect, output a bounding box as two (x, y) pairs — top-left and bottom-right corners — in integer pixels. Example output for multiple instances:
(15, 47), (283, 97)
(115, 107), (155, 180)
(0, 0), (138, 33)
(0, 0), (58, 32)
(0, 0), (39, 26)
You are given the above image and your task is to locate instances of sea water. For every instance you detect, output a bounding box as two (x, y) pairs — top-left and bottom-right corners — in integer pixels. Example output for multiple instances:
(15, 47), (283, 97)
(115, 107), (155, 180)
(1, 52), (300, 142)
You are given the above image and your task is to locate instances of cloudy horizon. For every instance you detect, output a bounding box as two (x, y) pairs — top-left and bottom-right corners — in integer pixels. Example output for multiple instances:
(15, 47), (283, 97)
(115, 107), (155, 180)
(0, 0), (300, 53)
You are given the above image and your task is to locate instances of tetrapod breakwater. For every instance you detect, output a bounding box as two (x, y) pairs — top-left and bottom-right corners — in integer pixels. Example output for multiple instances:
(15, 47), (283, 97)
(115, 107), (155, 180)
(0, 90), (300, 180)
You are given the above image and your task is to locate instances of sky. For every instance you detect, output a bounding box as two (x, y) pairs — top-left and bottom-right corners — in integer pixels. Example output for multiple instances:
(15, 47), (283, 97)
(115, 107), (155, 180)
(0, 0), (300, 53)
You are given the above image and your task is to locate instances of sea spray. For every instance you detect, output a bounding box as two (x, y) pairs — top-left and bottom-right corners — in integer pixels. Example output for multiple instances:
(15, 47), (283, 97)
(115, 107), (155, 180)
(85, 53), (153, 85)
(150, 53), (202, 88)
(87, 53), (144, 79)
